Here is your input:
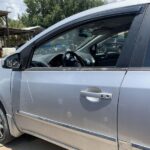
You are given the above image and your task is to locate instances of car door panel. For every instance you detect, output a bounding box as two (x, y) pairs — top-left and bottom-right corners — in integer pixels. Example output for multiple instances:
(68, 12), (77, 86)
(14, 70), (126, 150)
(118, 71), (150, 150)
(118, 5), (150, 150)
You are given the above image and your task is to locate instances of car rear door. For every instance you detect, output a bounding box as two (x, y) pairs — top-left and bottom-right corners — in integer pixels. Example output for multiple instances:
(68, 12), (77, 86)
(13, 6), (145, 150)
(118, 5), (150, 150)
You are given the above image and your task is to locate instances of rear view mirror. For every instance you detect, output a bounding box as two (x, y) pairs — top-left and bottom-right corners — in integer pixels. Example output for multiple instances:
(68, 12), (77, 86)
(2, 53), (21, 70)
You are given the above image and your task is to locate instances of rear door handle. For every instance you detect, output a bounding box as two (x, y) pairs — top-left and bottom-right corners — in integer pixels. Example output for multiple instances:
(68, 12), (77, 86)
(80, 90), (112, 103)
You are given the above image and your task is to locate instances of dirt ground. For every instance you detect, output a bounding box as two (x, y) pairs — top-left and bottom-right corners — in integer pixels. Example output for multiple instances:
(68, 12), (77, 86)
(0, 135), (66, 150)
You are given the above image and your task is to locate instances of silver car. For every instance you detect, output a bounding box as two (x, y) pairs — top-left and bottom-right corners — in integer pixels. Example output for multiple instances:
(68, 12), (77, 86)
(0, 0), (150, 149)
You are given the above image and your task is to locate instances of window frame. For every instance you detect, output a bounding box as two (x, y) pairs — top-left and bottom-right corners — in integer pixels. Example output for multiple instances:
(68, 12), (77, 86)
(19, 5), (146, 71)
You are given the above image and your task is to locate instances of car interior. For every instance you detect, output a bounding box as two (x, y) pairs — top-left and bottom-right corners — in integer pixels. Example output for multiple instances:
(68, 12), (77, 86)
(31, 15), (135, 68)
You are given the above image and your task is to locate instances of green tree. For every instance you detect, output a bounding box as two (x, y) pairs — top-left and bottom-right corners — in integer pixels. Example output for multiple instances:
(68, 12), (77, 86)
(21, 0), (104, 28)
(8, 19), (25, 29)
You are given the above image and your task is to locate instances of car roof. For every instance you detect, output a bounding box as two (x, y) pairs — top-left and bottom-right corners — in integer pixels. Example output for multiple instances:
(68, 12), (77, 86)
(18, 0), (150, 52)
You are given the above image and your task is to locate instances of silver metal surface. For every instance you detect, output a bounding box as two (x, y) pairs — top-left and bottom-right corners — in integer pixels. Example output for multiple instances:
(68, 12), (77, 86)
(13, 70), (126, 150)
(16, 111), (117, 150)
(0, 68), (13, 117)
(118, 71), (150, 149)
(0, 67), (21, 138)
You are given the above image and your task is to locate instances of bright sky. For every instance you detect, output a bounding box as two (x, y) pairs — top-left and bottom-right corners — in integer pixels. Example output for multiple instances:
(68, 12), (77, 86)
(0, 0), (27, 20)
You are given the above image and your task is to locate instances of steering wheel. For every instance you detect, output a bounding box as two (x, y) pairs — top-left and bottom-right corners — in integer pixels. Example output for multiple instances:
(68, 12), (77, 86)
(62, 51), (85, 67)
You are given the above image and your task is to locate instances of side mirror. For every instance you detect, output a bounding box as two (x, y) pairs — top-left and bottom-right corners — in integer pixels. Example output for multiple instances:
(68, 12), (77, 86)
(3, 53), (21, 70)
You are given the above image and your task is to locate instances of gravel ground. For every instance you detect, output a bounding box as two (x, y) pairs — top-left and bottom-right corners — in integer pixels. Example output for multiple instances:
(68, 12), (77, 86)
(0, 135), (66, 150)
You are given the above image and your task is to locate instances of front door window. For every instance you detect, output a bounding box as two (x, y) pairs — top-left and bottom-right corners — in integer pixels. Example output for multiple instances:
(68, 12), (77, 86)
(30, 15), (135, 68)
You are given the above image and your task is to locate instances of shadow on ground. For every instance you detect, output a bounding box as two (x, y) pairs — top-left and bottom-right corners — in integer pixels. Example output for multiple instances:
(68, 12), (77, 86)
(0, 135), (65, 150)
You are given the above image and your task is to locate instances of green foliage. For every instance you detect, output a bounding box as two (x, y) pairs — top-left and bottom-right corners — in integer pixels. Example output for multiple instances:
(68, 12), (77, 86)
(8, 19), (25, 29)
(0, 17), (24, 29)
(21, 0), (104, 28)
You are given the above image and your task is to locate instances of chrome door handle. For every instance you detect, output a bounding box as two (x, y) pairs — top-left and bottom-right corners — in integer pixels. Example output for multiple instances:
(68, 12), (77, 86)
(80, 90), (112, 103)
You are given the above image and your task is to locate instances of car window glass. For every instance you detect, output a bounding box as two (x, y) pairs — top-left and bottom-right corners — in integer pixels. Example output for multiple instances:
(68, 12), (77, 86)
(34, 29), (96, 56)
(31, 15), (135, 68)
(93, 31), (128, 66)
(97, 32), (128, 54)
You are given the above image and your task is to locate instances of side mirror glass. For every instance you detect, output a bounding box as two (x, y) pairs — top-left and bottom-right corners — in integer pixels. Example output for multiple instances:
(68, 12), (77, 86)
(3, 53), (21, 70)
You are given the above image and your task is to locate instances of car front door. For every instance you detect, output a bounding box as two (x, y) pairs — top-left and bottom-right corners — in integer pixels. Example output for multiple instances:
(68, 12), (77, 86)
(13, 8), (144, 150)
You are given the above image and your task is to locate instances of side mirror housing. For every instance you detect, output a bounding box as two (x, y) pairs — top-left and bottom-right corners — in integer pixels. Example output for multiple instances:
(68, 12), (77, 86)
(2, 53), (21, 70)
